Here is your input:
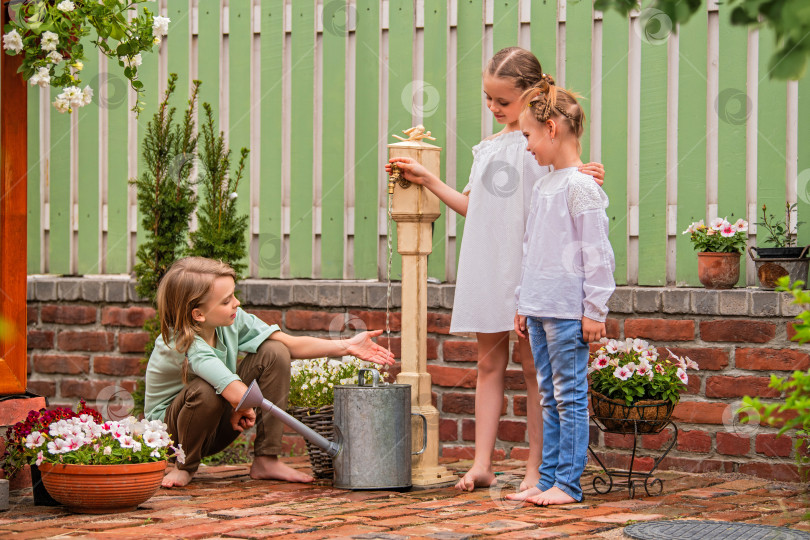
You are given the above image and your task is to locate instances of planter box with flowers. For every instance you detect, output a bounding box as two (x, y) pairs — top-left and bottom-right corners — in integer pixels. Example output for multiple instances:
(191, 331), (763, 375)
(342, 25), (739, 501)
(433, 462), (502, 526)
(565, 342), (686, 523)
(589, 338), (699, 434)
(2, 400), (184, 513)
(288, 357), (390, 479)
(683, 216), (749, 289)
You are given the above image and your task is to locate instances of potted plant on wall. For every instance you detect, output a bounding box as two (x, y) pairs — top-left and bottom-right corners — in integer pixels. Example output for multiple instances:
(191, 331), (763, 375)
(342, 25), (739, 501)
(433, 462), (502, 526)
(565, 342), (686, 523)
(588, 339), (699, 434)
(749, 203), (808, 289)
(683, 217), (749, 289)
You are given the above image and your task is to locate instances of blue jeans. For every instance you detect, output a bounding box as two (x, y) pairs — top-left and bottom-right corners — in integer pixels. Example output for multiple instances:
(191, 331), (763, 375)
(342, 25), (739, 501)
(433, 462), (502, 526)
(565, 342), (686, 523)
(527, 317), (589, 502)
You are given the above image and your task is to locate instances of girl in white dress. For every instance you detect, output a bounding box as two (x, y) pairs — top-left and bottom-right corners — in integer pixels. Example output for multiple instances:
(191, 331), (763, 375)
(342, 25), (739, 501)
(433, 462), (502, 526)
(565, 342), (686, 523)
(386, 47), (604, 491)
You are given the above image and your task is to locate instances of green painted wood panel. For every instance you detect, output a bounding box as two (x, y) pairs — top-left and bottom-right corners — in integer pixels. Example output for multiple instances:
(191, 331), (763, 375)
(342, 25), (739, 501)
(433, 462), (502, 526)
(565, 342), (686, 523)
(258, 0), (283, 278)
(136, 4), (160, 257)
(798, 81), (810, 249)
(387, 0), (414, 280)
(105, 62), (130, 274)
(26, 86), (40, 273)
(290, 2), (315, 277)
(77, 44), (100, 274)
(424, 1), (447, 281)
(353, 0), (380, 278)
(716, 15), (748, 284)
(529, 0), (556, 76)
(48, 92), (70, 274)
(492, 0), (518, 64)
(320, 0), (347, 278)
(599, 11), (628, 285)
(455, 0), (482, 263)
(637, 29), (667, 285)
(675, 15), (707, 285)
(167, 0), (190, 113)
(197, 1), (220, 129)
(756, 26), (787, 250)
(565, 0), (591, 161)
(229, 0), (252, 274)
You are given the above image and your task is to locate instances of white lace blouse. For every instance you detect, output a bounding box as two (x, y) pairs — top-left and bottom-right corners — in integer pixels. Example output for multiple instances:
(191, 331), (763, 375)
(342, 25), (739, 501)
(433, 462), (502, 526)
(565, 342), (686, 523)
(515, 167), (616, 322)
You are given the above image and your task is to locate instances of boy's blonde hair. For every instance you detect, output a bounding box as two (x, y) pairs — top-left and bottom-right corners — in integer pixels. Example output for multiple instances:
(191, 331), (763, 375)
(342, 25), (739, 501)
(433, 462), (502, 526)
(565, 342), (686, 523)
(157, 257), (237, 356)
(521, 74), (586, 152)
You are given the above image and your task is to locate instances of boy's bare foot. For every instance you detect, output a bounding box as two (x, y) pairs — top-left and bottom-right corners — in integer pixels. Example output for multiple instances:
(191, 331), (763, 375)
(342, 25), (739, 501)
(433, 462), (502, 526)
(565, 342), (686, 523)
(506, 486), (542, 501)
(520, 470), (541, 492)
(454, 467), (497, 492)
(526, 486), (578, 506)
(250, 455), (314, 483)
(162, 467), (194, 488)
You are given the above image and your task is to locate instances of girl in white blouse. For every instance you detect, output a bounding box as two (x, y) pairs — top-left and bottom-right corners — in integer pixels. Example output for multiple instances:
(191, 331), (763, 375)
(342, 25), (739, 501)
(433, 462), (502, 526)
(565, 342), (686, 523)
(510, 76), (615, 506)
(386, 48), (604, 492)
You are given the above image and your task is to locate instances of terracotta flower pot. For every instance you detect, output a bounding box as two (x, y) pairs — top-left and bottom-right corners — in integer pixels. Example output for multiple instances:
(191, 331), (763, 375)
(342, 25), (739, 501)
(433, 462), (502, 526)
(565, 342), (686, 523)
(37, 461), (166, 514)
(697, 252), (741, 289)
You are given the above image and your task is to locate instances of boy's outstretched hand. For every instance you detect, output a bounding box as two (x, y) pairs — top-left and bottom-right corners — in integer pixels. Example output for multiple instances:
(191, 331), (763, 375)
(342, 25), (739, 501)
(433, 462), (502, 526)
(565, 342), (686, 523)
(345, 329), (396, 366)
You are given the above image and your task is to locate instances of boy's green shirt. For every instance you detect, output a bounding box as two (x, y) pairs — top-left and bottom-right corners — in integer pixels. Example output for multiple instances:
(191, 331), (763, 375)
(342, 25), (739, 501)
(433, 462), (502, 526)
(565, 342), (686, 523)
(144, 308), (279, 421)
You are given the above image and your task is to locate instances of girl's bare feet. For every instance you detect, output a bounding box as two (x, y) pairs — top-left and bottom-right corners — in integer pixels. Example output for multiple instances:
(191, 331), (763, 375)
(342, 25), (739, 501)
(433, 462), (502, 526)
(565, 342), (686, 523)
(526, 486), (578, 506)
(505, 485), (542, 501)
(250, 455), (314, 483)
(454, 467), (497, 491)
(162, 467), (194, 488)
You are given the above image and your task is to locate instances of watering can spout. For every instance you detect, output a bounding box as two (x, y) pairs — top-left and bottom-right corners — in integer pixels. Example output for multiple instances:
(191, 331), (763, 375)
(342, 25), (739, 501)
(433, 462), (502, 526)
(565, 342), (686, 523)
(238, 380), (341, 458)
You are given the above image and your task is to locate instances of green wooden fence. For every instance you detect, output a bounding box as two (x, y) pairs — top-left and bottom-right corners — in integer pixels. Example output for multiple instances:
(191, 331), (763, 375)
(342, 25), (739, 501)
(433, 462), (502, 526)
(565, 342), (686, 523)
(16, 0), (810, 286)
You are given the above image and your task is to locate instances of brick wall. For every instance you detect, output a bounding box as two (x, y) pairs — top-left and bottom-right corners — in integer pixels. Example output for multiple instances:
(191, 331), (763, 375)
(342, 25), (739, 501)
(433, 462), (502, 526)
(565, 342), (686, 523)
(20, 276), (809, 482)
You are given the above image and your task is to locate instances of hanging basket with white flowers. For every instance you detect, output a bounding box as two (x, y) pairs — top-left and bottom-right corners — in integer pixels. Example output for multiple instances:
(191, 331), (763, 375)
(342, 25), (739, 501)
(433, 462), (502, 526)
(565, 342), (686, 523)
(2, 0), (169, 115)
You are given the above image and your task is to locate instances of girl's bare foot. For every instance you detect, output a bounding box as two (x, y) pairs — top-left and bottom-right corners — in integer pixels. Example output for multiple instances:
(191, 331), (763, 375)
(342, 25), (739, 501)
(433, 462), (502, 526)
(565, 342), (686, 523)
(250, 455), (314, 483)
(454, 467), (497, 492)
(520, 469), (541, 492)
(526, 486), (578, 506)
(162, 467), (194, 488)
(505, 485), (542, 501)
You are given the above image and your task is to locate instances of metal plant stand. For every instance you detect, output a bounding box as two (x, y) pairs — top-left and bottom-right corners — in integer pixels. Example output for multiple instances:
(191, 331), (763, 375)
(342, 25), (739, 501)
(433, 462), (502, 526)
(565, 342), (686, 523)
(588, 415), (678, 498)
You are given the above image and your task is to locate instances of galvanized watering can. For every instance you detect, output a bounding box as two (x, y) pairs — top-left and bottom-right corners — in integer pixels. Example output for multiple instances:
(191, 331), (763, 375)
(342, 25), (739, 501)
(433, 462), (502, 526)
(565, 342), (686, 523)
(238, 369), (427, 490)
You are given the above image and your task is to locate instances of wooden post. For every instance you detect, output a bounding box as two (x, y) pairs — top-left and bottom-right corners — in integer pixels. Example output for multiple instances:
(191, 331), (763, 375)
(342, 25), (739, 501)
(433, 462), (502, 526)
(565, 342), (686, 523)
(0, 1), (29, 395)
(389, 137), (456, 487)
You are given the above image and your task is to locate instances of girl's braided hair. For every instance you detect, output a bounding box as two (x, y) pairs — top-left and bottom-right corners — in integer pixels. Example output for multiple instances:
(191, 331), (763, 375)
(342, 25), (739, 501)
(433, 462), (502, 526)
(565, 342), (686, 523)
(522, 74), (586, 148)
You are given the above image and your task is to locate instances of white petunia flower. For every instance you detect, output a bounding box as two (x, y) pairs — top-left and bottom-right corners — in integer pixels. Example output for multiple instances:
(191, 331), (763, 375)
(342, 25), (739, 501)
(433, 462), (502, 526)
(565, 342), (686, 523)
(47, 51), (63, 64)
(57, 0), (75, 12)
(35, 450), (44, 466)
(29, 67), (51, 88)
(41, 31), (59, 52)
(3, 29), (23, 53)
(142, 430), (163, 448)
(709, 217), (726, 231)
(103, 445), (112, 455)
(25, 431), (46, 449)
(152, 15), (170, 37)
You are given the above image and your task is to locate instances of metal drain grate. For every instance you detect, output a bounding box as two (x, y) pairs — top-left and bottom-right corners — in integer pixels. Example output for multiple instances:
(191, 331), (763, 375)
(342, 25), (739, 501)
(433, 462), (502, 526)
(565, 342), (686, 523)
(625, 520), (810, 540)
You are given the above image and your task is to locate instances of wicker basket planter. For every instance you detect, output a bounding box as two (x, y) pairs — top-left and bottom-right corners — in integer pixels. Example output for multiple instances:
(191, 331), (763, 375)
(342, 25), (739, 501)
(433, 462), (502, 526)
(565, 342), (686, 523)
(287, 405), (335, 479)
(590, 390), (675, 434)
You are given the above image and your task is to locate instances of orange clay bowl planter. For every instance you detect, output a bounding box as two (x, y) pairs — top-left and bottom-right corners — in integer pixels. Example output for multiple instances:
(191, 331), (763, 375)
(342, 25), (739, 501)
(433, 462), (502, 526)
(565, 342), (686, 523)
(37, 461), (166, 513)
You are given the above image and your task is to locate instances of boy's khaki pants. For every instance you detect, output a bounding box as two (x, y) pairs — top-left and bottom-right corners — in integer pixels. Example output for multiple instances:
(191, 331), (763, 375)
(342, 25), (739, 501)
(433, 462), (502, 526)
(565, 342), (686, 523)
(164, 339), (291, 474)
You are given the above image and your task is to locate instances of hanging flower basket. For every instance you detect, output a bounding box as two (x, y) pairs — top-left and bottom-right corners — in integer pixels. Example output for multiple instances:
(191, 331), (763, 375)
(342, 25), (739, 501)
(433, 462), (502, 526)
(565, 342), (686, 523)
(590, 390), (675, 434)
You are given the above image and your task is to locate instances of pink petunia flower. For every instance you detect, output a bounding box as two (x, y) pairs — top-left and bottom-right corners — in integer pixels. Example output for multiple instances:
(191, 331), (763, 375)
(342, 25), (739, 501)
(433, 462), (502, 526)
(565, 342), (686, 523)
(734, 218), (748, 232)
(710, 217), (726, 231)
(614, 366), (632, 381)
(676, 368), (688, 384)
(720, 224), (737, 237)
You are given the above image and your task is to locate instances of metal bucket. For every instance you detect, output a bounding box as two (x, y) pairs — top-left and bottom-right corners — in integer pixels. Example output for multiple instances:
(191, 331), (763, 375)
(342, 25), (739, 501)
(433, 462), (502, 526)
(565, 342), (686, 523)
(333, 369), (427, 490)
(749, 246), (810, 290)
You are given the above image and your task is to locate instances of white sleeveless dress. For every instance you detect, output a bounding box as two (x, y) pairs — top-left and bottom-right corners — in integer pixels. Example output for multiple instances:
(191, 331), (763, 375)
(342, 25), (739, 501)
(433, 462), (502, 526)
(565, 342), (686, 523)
(450, 130), (551, 335)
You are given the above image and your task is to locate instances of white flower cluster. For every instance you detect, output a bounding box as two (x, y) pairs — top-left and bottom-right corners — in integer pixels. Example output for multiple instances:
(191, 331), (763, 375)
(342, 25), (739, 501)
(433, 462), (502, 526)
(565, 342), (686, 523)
(119, 53), (143, 68)
(57, 0), (75, 12)
(25, 415), (184, 466)
(589, 338), (697, 384)
(289, 356), (389, 409)
(152, 15), (170, 44)
(2, 29), (23, 54)
(53, 85), (93, 113)
(683, 217), (748, 237)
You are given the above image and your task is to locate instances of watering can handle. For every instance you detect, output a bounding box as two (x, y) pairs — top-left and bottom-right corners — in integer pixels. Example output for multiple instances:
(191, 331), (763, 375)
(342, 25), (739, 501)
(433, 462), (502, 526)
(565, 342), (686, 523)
(412, 413), (428, 455)
(358, 368), (380, 387)
(748, 246), (760, 261)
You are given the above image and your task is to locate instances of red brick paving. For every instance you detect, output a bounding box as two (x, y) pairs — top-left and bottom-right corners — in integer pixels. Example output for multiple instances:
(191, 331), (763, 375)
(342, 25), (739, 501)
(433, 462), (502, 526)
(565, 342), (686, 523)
(1, 456), (808, 539)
